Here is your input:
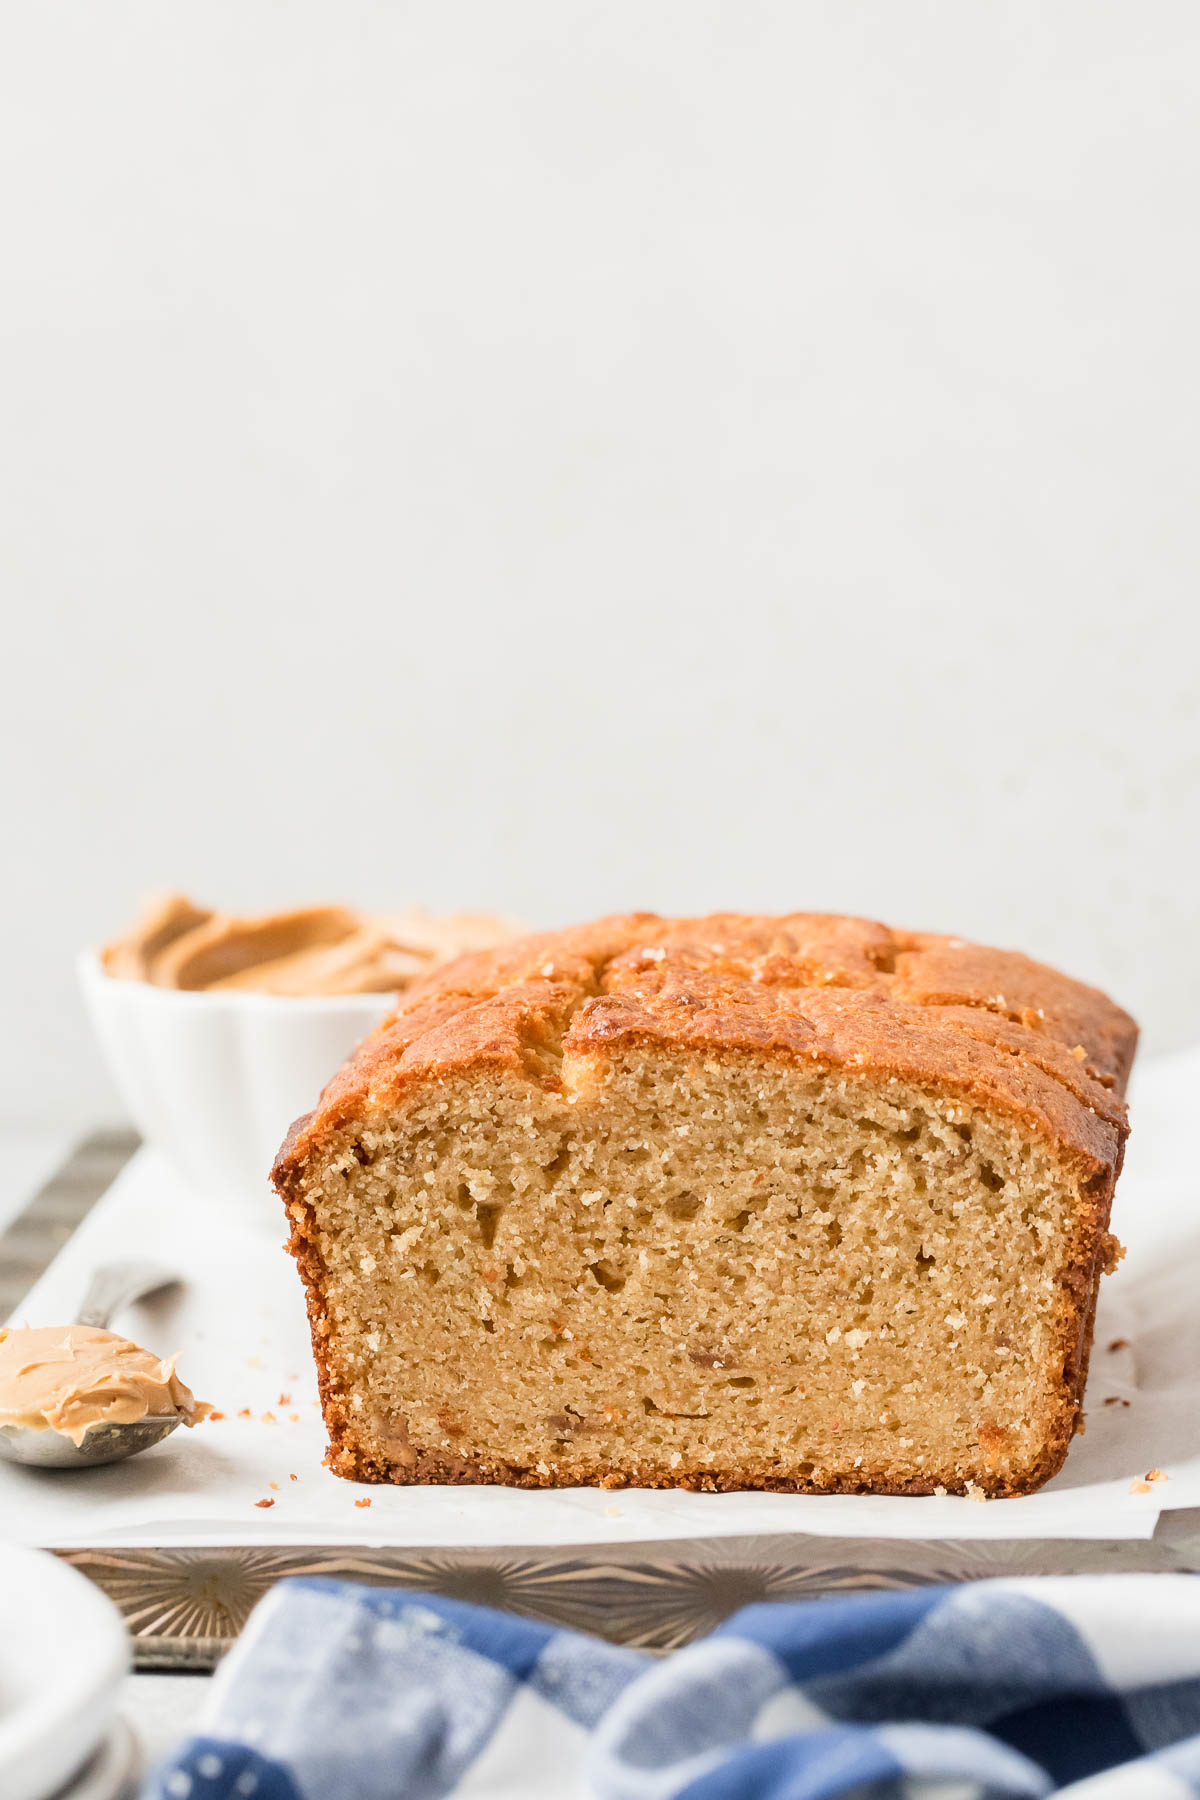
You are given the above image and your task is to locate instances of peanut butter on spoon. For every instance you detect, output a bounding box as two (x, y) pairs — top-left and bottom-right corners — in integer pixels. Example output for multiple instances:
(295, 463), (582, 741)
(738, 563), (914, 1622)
(0, 1325), (209, 1446)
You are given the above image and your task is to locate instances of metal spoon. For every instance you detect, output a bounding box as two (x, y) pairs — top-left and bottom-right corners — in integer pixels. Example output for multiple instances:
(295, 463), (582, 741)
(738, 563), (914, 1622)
(0, 1262), (183, 1469)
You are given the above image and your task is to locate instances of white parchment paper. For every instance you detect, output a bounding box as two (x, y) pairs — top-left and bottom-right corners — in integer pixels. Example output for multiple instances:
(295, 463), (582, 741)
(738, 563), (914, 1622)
(3, 1047), (1198, 1548)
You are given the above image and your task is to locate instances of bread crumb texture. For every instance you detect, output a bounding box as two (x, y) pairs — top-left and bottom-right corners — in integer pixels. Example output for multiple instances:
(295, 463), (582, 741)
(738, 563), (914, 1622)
(272, 913), (1136, 1499)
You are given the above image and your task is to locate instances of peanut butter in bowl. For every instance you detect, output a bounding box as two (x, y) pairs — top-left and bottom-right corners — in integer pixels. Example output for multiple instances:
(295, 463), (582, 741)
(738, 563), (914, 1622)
(101, 892), (520, 997)
(83, 894), (525, 1206)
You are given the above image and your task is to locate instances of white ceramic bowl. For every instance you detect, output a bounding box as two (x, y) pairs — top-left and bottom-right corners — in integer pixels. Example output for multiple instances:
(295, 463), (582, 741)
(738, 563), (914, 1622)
(78, 950), (394, 1212)
(0, 1545), (129, 1800)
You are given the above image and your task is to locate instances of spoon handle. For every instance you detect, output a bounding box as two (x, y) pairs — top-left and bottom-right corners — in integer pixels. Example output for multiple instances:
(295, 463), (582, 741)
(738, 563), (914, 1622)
(75, 1262), (179, 1330)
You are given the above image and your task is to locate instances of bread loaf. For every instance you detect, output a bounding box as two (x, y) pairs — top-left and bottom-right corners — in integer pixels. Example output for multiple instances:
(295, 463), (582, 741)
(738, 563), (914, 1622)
(272, 913), (1135, 1497)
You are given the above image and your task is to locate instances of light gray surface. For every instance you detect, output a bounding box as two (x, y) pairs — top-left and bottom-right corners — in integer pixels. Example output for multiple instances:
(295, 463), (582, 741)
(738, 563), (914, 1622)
(121, 1673), (210, 1783)
(1, 3), (1199, 1133)
(0, 1134), (73, 1235)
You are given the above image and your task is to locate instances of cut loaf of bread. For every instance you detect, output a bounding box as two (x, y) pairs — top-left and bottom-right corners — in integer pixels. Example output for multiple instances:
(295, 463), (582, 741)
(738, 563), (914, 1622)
(272, 913), (1136, 1497)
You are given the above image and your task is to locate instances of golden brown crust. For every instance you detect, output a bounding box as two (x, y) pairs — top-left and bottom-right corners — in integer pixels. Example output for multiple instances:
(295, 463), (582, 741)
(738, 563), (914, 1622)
(274, 912), (1136, 1192)
(316, 1408), (1076, 1499)
(273, 912), (1136, 1499)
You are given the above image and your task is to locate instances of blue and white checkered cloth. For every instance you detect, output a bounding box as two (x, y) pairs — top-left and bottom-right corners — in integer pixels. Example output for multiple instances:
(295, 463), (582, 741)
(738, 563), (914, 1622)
(147, 1575), (1200, 1799)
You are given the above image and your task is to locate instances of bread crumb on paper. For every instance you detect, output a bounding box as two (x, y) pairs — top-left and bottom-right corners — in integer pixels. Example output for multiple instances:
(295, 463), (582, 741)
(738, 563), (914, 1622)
(1108, 1338), (1131, 1353)
(354, 1497), (372, 1508)
(255, 1497), (275, 1508)
(1130, 1480), (1152, 1495)
(1147, 1469), (1169, 1483)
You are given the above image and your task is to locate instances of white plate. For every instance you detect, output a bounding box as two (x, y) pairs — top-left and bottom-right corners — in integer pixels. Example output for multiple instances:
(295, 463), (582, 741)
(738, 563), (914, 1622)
(0, 1546), (129, 1800)
(52, 1719), (138, 1800)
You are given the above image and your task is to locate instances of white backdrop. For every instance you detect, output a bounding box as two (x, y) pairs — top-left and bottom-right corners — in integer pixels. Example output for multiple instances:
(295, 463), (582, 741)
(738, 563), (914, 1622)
(2, 3), (1198, 1128)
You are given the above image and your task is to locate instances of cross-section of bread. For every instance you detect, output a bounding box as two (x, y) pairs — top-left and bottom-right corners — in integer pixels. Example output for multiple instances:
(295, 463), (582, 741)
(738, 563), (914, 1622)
(272, 913), (1136, 1497)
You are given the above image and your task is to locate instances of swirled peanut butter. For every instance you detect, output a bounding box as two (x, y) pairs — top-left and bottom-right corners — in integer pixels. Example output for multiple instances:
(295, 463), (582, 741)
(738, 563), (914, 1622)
(0, 1325), (209, 1445)
(101, 893), (519, 996)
